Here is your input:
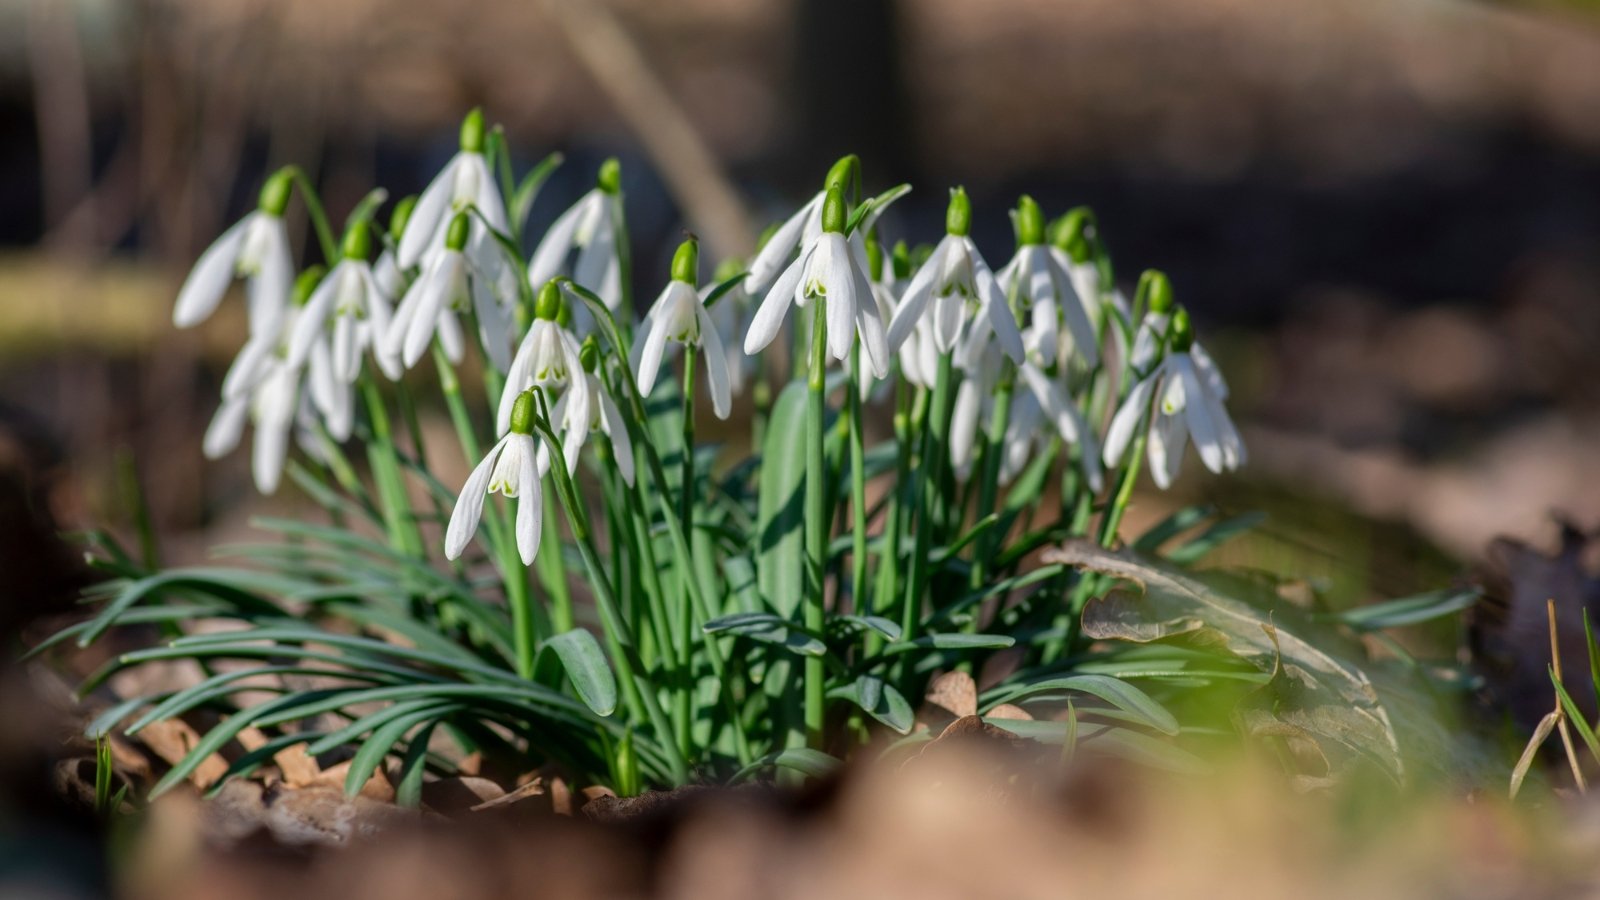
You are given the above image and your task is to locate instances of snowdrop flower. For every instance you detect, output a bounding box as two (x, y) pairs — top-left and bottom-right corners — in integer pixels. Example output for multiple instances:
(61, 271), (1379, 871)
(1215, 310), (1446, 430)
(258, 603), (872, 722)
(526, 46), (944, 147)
(445, 389), (548, 566)
(385, 212), (507, 370)
(995, 196), (1098, 370)
(173, 169), (295, 339)
(396, 109), (508, 272)
(540, 338), (635, 486)
(743, 155), (858, 295)
(886, 188), (1024, 366)
(498, 280), (590, 438)
(1103, 308), (1245, 489)
(744, 186), (890, 378)
(204, 355), (299, 495)
(1125, 271), (1229, 399)
(286, 224), (400, 382)
(950, 328), (1102, 490)
(633, 239), (732, 419)
(528, 159), (625, 311)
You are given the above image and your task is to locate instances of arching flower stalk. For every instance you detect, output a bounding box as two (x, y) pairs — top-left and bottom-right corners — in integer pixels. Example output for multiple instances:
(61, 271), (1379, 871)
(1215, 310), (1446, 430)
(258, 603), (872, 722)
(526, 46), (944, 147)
(995, 195), (1099, 371)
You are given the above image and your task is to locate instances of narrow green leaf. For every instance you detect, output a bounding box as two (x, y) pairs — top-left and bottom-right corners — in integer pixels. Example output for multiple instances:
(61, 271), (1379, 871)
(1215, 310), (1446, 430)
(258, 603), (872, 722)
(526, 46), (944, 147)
(543, 629), (619, 717)
(987, 674), (1180, 735)
(1337, 588), (1480, 631)
(1551, 667), (1600, 764)
(757, 381), (809, 618)
(1163, 512), (1266, 565)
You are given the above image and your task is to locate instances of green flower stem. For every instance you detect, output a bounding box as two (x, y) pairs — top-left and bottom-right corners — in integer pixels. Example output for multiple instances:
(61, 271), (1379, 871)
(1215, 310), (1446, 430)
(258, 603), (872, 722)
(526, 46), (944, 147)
(847, 347), (870, 650)
(359, 378), (423, 560)
(869, 380), (915, 657)
(534, 402), (689, 784)
(539, 490), (575, 634)
(286, 166), (339, 264)
(803, 299), (828, 752)
(902, 353), (955, 649)
(675, 346), (699, 758)
(966, 362), (1015, 627)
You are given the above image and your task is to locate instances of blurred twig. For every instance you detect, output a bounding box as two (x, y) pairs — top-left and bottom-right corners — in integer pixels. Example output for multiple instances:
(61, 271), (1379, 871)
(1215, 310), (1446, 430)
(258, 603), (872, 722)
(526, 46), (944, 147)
(541, 0), (754, 260)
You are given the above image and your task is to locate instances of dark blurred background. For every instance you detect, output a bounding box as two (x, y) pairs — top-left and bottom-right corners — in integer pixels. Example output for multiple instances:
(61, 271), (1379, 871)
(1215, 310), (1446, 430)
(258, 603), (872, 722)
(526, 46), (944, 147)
(5, 0), (1600, 604)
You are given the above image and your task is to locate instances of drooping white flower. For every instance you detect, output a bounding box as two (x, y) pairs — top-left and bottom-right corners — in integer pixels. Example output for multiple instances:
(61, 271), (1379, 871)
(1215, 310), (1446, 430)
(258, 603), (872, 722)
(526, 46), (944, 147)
(993, 196), (1099, 371)
(527, 160), (625, 311)
(742, 155), (866, 296)
(498, 281), (591, 437)
(949, 328), (1102, 490)
(445, 391), (548, 566)
(886, 188), (1024, 366)
(173, 171), (295, 340)
(744, 187), (890, 378)
(286, 228), (400, 382)
(385, 212), (509, 370)
(1103, 309), (1244, 489)
(1128, 309), (1228, 399)
(633, 240), (733, 419)
(540, 364), (635, 487)
(396, 110), (508, 272)
(203, 348), (299, 496)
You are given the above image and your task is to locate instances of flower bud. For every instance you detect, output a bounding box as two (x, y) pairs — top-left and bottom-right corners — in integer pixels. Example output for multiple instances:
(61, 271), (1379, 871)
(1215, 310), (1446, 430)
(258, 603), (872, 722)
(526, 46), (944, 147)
(597, 158), (622, 195)
(459, 108), (486, 154)
(534, 280), (563, 321)
(389, 195), (417, 241)
(341, 222), (372, 261)
(579, 336), (600, 373)
(821, 186), (847, 235)
(1014, 195), (1045, 246)
(824, 154), (859, 194)
(444, 212), (471, 252)
(891, 240), (912, 280)
(945, 187), (972, 237)
(864, 232), (884, 281)
(671, 237), (699, 284)
(1051, 208), (1094, 263)
(509, 389), (537, 436)
(1139, 269), (1174, 315)
(292, 265), (326, 307)
(1169, 306), (1194, 352)
(258, 168), (294, 218)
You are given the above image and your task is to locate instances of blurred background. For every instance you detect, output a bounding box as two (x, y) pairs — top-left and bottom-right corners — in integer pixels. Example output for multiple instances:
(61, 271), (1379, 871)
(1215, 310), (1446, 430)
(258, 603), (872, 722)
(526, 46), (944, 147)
(5, 0), (1600, 616)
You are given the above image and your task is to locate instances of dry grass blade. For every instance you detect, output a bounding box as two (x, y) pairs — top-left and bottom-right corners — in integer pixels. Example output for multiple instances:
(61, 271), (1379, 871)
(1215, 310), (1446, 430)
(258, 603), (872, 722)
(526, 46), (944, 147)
(1548, 598), (1589, 794)
(1510, 710), (1559, 800)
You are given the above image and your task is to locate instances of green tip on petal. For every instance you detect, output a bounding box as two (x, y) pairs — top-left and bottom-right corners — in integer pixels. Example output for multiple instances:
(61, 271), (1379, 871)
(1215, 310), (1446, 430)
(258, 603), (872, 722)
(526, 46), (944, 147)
(821, 186), (847, 234)
(864, 232), (883, 281)
(1169, 306), (1194, 351)
(597, 158), (622, 194)
(579, 336), (600, 373)
(671, 237), (699, 284)
(292, 265), (326, 307)
(389, 195), (418, 241)
(460, 108), (486, 154)
(534, 280), (563, 321)
(824, 154), (859, 194)
(712, 256), (744, 282)
(1141, 269), (1174, 315)
(945, 187), (972, 237)
(258, 169), (294, 218)
(1015, 195), (1045, 246)
(891, 240), (912, 280)
(341, 222), (372, 261)
(510, 390), (537, 435)
(445, 212), (471, 252)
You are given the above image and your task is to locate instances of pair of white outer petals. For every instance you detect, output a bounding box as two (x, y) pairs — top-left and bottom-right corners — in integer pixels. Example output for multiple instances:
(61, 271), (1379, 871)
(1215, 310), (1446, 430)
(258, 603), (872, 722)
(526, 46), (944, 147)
(634, 280), (733, 419)
(498, 318), (590, 438)
(384, 245), (514, 372)
(887, 234), (1025, 370)
(743, 231), (891, 379)
(528, 189), (623, 311)
(950, 337), (1104, 491)
(996, 244), (1099, 373)
(286, 258), (402, 383)
(1103, 351), (1245, 489)
(445, 431), (546, 566)
(172, 211), (293, 341)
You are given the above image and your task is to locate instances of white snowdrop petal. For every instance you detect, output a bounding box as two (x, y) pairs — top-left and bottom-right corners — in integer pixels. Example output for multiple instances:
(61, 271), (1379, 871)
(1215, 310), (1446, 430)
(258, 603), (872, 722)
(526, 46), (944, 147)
(398, 155), (461, 269)
(527, 193), (591, 289)
(515, 438), (543, 566)
(174, 218), (250, 328)
(445, 438), (504, 560)
(949, 379), (982, 471)
(745, 256), (803, 354)
(203, 395), (250, 459)
(1103, 371), (1158, 468)
(696, 305), (733, 420)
